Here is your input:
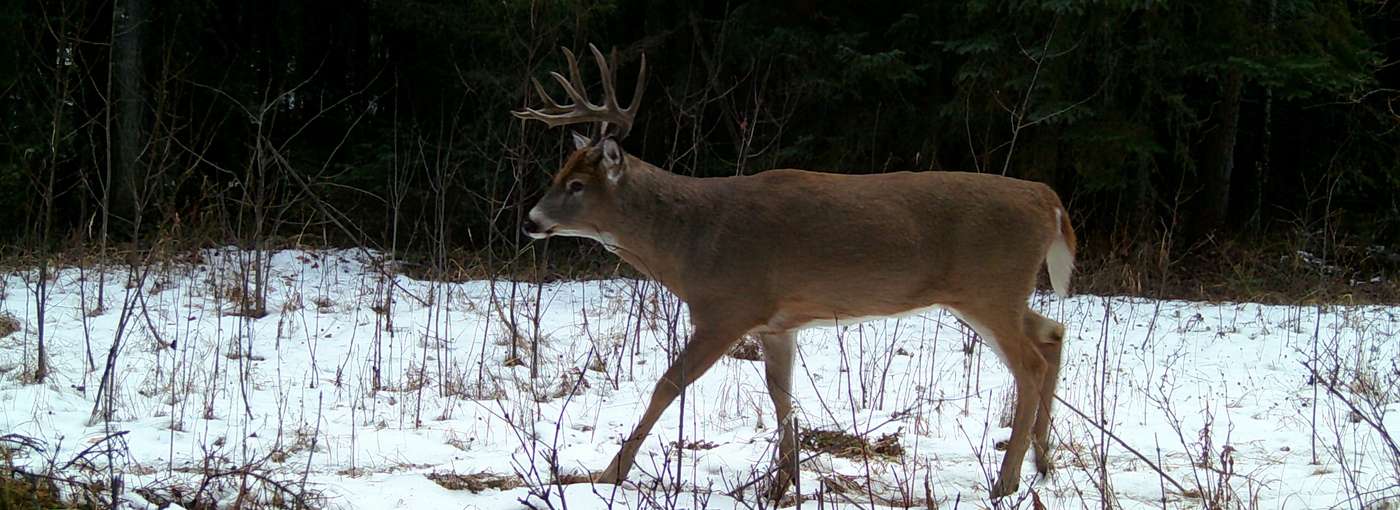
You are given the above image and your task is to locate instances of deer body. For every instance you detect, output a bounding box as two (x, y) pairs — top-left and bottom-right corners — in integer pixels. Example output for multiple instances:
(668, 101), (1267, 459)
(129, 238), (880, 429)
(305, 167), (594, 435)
(514, 45), (1076, 500)
(581, 158), (1069, 327)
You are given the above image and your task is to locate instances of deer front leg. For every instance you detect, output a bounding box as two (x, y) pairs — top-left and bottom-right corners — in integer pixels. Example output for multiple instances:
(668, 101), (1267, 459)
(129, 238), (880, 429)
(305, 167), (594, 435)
(595, 323), (743, 485)
(759, 331), (798, 501)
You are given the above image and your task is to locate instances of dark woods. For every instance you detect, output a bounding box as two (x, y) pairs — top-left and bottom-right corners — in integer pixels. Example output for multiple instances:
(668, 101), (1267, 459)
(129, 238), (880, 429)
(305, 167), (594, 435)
(2, 0), (1397, 297)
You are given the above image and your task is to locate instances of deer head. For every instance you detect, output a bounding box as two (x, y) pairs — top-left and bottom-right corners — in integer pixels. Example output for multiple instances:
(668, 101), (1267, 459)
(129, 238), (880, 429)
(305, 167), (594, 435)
(520, 133), (628, 243)
(514, 44), (646, 244)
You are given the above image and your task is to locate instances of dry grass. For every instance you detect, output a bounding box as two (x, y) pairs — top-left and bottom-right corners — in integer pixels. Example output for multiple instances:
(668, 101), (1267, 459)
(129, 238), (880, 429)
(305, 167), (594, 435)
(800, 429), (904, 462)
(1072, 232), (1400, 304)
(670, 438), (719, 451)
(400, 230), (1400, 306)
(427, 471), (524, 493)
(0, 312), (18, 338)
(728, 335), (763, 361)
(0, 475), (62, 510)
(0, 445), (62, 510)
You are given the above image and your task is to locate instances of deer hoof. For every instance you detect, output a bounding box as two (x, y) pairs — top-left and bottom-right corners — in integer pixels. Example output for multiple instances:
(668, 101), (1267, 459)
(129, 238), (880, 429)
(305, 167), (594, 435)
(990, 477), (1019, 499)
(1034, 451), (1055, 475)
(766, 486), (785, 502)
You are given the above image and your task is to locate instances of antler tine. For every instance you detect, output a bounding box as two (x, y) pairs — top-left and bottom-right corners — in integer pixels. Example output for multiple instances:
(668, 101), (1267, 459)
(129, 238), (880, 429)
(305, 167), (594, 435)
(510, 75), (567, 122)
(590, 45), (619, 110)
(534, 47), (594, 113)
(589, 45), (624, 139)
(558, 46), (599, 110)
(511, 81), (573, 128)
(589, 44), (647, 139)
(511, 47), (597, 126)
(607, 52), (645, 139)
(530, 78), (566, 111)
(624, 53), (647, 117)
(512, 43), (647, 139)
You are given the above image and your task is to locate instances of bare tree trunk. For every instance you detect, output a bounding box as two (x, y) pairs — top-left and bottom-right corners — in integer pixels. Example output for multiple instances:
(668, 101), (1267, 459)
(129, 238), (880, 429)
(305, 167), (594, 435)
(32, 7), (79, 384)
(35, 95), (56, 381)
(1246, 0), (1278, 232)
(1193, 69), (1243, 239)
(688, 13), (743, 157)
(112, 0), (145, 226)
(34, 257), (49, 383)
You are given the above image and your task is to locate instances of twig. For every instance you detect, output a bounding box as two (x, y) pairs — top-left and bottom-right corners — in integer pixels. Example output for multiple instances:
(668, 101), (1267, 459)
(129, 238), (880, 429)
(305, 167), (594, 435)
(999, 16), (1059, 176)
(1300, 359), (1400, 463)
(1054, 395), (1189, 496)
(59, 430), (129, 472)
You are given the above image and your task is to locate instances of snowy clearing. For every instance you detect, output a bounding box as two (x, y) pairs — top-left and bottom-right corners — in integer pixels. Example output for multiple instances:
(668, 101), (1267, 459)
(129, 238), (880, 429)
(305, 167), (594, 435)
(1, 249), (1397, 509)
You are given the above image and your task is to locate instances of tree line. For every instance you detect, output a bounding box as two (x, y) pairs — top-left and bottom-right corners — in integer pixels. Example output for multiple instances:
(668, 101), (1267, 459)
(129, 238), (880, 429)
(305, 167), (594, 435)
(2, 0), (1396, 285)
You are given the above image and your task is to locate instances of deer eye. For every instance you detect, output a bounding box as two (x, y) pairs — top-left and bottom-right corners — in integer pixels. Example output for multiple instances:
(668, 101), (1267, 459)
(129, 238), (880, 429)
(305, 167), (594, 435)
(567, 180), (585, 193)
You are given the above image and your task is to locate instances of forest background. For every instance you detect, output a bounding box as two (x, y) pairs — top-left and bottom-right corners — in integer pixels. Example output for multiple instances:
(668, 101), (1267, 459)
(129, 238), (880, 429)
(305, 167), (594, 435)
(3, 0), (1398, 302)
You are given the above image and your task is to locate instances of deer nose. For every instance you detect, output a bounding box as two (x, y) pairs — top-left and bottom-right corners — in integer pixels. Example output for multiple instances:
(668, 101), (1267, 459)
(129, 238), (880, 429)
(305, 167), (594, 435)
(522, 218), (542, 236)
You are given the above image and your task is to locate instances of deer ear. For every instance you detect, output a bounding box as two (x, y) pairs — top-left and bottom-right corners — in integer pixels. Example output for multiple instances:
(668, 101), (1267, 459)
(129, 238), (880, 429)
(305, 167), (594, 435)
(599, 138), (625, 182)
(571, 131), (591, 150)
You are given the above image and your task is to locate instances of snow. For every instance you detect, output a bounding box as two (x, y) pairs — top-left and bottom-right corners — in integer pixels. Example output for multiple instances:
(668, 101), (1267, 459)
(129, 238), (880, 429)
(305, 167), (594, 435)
(1, 249), (1396, 509)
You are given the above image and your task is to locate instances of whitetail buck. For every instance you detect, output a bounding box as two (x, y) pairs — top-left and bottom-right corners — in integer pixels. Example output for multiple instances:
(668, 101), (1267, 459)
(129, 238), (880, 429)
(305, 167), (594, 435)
(514, 44), (1076, 500)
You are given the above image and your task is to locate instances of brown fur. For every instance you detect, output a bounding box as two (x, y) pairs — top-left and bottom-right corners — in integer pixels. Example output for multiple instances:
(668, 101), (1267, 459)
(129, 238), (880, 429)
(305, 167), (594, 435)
(528, 148), (1077, 499)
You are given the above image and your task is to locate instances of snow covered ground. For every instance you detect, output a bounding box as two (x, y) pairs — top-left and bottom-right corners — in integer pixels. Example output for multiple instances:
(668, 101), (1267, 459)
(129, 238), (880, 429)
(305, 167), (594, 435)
(1, 249), (1396, 509)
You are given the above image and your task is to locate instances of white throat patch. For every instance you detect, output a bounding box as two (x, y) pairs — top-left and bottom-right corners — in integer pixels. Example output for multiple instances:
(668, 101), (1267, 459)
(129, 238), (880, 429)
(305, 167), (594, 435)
(528, 209), (620, 252)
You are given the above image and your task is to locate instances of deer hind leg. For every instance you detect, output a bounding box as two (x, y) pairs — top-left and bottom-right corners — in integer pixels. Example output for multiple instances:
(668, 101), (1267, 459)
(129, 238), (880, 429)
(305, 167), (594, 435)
(1024, 309), (1066, 476)
(954, 304), (1046, 499)
(759, 331), (798, 501)
(595, 322), (744, 485)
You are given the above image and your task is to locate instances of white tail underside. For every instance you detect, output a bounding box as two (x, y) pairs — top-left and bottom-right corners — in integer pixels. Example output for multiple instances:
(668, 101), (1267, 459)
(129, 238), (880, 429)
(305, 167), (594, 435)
(1046, 208), (1074, 297)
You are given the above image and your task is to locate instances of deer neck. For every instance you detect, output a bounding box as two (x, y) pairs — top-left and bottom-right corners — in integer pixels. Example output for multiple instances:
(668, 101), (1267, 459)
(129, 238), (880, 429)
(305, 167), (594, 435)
(605, 162), (703, 286)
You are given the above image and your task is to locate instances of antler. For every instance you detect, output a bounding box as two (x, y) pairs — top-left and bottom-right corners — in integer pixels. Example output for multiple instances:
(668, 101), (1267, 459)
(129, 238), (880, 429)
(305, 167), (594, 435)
(513, 44), (648, 140)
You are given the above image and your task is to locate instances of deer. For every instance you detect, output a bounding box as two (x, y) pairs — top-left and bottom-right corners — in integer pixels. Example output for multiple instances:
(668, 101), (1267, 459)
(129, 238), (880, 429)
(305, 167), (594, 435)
(513, 44), (1077, 501)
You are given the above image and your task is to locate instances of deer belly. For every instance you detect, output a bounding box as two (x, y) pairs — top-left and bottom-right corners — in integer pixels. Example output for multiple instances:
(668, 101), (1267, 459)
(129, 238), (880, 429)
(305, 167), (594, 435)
(773, 304), (945, 331)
